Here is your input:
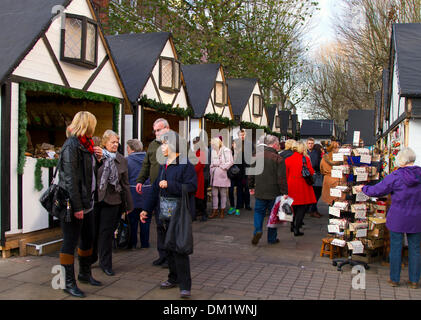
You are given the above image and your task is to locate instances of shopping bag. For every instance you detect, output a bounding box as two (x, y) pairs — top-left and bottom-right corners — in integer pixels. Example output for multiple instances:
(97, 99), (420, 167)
(114, 214), (131, 249)
(277, 196), (294, 222)
(267, 195), (285, 228)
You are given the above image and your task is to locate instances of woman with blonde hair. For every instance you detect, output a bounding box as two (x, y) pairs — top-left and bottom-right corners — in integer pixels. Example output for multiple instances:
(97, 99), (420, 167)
(320, 141), (346, 205)
(209, 137), (233, 219)
(284, 140), (316, 236)
(92, 130), (133, 277)
(58, 111), (102, 298)
(280, 139), (295, 159)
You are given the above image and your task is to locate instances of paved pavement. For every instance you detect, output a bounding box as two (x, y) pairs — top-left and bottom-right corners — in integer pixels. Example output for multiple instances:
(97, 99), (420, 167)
(0, 198), (420, 300)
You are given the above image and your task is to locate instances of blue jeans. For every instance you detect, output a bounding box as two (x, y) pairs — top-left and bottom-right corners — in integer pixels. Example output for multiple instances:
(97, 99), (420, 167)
(253, 198), (277, 243)
(389, 231), (421, 283)
(128, 208), (152, 248)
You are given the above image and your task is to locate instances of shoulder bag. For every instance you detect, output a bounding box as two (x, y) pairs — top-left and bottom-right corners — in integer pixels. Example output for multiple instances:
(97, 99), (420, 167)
(302, 155), (314, 186)
(222, 147), (240, 180)
(39, 156), (72, 222)
(159, 167), (181, 221)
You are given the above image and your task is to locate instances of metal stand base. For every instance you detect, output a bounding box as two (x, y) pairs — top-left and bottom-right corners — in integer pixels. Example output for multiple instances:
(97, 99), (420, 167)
(332, 256), (370, 271)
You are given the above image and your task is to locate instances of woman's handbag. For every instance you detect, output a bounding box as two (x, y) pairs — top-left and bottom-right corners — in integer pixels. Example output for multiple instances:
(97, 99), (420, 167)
(114, 214), (130, 249)
(39, 157), (72, 222)
(227, 164), (241, 180)
(313, 171), (324, 187)
(158, 169), (181, 221)
(302, 155), (314, 186)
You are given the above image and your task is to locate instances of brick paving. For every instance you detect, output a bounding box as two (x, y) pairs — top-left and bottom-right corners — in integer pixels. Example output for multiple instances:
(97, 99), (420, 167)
(0, 197), (419, 300)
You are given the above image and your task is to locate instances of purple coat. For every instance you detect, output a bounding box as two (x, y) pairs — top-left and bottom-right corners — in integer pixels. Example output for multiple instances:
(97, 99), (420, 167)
(362, 166), (421, 233)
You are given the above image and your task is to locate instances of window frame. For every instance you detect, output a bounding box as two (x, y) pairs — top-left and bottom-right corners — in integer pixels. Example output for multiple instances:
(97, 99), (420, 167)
(214, 81), (227, 107)
(159, 57), (181, 92)
(275, 115), (281, 128)
(60, 13), (98, 69)
(252, 94), (262, 116)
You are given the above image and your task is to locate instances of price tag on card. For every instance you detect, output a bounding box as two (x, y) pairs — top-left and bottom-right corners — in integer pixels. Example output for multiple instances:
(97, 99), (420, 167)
(356, 173), (368, 182)
(332, 153), (344, 162)
(355, 210), (367, 219)
(331, 239), (346, 247)
(330, 188), (342, 198)
(356, 192), (370, 202)
(356, 228), (368, 238)
(349, 240), (364, 254)
(331, 169), (343, 179)
(329, 207), (341, 217)
(360, 154), (372, 164)
(353, 131), (361, 146)
(338, 148), (351, 156)
(328, 225), (340, 234)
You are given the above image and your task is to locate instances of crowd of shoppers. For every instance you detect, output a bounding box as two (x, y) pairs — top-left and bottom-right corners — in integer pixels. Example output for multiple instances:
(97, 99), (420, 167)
(55, 110), (421, 299)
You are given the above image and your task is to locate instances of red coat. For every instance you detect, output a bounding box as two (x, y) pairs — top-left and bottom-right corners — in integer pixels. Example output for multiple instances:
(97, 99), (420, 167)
(194, 149), (205, 199)
(285, 152), (316, 206)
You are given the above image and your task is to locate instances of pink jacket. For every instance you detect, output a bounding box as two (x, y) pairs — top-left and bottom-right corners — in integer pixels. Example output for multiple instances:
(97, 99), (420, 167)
(210, 146), (233, 187)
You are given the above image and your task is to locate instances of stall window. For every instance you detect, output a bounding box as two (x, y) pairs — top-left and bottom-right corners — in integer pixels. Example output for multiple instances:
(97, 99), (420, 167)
(61, 14), (98, 68)
(275, 115), (280, 128)
(159, 57), (180, 92)
(214, 81), (227, 106)
(253, 94), (262, 116)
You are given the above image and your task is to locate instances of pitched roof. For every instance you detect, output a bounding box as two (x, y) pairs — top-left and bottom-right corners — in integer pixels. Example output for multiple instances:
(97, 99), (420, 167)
(300, 120), (334, 137)
(226, 78), (257, 116)
(392, 23), (421, 97)
(345, 110), (376, 146)
(0, 0), (70, 84)
(266, 104), (277, 128)
(106, 32), (171, 104)
(181, 64), (220, 118)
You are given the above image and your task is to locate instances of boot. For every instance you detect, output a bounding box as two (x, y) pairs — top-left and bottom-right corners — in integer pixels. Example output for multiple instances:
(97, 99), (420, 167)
(209, 209), (219, 219)
(63, 264), (85, 298)
(290, 222), (294, 233)
(294, 228), (304, 237)
(219, 209), (225, 219)
(78, 256), (102, 286)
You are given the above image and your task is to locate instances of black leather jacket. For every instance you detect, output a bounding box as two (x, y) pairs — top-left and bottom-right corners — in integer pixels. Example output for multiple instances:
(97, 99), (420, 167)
(58, 136), (95, 213)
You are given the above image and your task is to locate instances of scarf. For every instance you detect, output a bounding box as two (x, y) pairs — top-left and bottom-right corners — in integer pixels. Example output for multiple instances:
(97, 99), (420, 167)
(78, 135), (94, 154)
(99, 149), (121, 192)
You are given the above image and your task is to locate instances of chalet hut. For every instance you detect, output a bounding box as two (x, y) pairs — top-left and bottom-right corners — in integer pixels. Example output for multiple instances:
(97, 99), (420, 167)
(378, 23), (421, 170)
(182, 64), (234, 145)
(106, 32), (191, 151)
(300, 120), (336, 144)
(0, 0), (130, 256)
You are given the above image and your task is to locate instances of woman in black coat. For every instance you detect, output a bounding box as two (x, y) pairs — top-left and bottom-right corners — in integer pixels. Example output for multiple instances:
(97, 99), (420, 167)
(92, 130), (133, 276)
(140, 130), (197, 299)
(57, 111), (103, 298)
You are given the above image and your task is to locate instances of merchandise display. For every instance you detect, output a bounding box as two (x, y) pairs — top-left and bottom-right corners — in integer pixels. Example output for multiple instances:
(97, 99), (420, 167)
(325, 132), (386, 271)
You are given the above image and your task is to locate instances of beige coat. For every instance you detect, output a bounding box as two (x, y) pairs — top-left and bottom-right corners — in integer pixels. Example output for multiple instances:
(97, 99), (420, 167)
(320, 153), (347, 205)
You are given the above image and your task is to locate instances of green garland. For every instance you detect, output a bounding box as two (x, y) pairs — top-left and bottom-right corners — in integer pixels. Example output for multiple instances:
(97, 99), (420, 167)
(204, 113), (236, 127)
(34, 158), (59, 191)
(18, 81), (121, 174)
(113, 103), (120, 133)
(139, 95), (194, 117)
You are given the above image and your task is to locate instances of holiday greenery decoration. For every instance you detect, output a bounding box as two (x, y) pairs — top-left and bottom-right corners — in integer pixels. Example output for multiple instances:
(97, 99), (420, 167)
(18, 81), (121, 174)
(34, 158), (59, 191)
(139, 95), (194, 117)
(204, 113), (236, 127)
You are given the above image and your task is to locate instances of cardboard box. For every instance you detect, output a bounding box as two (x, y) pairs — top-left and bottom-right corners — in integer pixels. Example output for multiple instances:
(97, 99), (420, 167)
(367, 228), (384, 239)
(365, 239), (384, 249)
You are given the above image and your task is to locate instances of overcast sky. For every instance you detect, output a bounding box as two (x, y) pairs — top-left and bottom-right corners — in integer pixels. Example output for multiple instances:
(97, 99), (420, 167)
(296, 0), (343, 121)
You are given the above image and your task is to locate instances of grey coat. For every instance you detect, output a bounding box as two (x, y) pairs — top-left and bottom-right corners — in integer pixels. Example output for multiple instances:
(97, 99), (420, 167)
(97, 152), (133, 212)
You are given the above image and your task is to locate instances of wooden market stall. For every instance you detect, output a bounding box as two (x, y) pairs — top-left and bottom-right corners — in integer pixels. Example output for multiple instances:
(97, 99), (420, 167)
(377, 23), (421, 172)
(107, 32), (191, 151)
(226, 78), (269, 143)
(0, 0), (130, 257)
(182, 63), (234, 146)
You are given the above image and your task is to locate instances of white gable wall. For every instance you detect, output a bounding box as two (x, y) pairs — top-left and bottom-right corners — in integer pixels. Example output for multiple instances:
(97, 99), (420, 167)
(12, 0), (124, 99)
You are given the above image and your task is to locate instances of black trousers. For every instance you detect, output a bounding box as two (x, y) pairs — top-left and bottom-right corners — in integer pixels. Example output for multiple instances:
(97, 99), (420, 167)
(167, 250), (191, 290)
(309, 186), (322, 213)
(60, 210), (95, 263)
(293, 204), (309, 230)
(154, 204), (168, 261)
(92, 202), (120, 270)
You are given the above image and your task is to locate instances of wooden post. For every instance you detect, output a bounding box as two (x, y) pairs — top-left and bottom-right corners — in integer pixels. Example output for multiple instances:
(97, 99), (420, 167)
(404, 119), (409, 147)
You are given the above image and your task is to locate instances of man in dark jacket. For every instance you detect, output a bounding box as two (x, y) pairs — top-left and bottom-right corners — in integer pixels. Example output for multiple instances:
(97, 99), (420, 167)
(136, 118), (170, 266)
(249, 135), (288, 245)
(306, 138), (322, 218)
(126, 139), (151, 249)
